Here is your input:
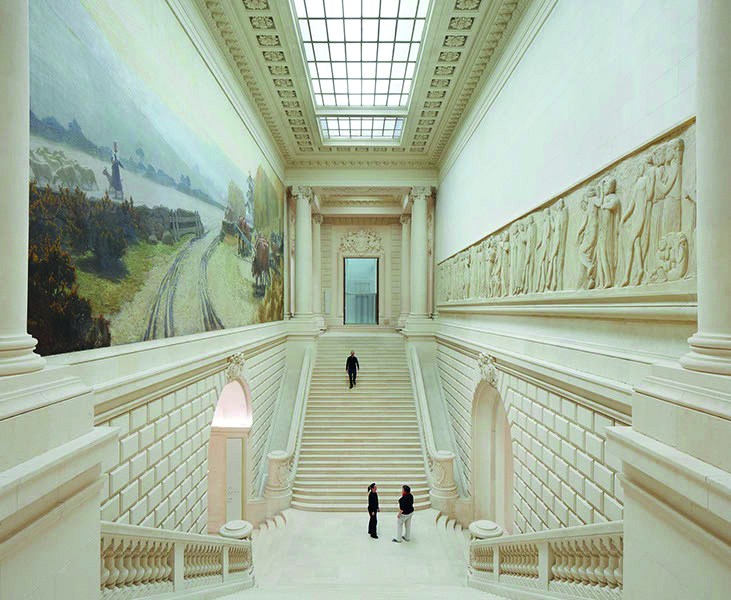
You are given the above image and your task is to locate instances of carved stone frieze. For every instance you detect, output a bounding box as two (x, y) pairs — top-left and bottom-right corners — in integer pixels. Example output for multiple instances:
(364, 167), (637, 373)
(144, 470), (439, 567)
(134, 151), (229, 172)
(338, 230), (384, 256)
(438, 124), (697, 304)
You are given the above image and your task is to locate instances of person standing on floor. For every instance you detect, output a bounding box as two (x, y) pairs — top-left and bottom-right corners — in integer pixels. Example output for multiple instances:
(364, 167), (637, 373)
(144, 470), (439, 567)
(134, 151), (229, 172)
(346, 350), (359, 389)
(393, 484), (414, 543)
(367, 482), (379, 539)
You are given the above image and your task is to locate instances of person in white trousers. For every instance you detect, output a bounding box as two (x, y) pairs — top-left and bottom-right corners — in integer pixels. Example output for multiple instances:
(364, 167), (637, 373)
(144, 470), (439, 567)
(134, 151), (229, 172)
(393, 484), (414, 543)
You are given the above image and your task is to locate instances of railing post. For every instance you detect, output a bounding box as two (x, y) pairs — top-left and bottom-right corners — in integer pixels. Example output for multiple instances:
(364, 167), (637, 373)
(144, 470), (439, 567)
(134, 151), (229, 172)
(222, 546), (229, 582)
(494, 545), (501, 578)
(173, 541), (185, 591)
(538, 541), (552, 590)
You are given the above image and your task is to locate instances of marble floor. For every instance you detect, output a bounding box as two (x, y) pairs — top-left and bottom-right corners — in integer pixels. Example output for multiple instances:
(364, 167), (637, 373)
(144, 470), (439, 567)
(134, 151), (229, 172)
(222, 509), (501, 599)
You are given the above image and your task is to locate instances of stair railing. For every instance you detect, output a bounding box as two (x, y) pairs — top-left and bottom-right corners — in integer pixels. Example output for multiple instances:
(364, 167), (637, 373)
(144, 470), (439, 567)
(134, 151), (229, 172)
(407, 345), (460, 513)
(100, 521), (253, 599)
(264, 346), (313, 503)
(469, 520), (623, 599)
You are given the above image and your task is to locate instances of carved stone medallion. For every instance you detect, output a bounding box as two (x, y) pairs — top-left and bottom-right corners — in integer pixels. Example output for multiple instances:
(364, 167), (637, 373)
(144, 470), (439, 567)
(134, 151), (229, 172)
(338, 230), (383, 255)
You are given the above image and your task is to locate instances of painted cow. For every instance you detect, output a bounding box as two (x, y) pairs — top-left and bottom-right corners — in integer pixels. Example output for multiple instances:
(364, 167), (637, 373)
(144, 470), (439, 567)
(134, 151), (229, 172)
(252, 236), (270, 289)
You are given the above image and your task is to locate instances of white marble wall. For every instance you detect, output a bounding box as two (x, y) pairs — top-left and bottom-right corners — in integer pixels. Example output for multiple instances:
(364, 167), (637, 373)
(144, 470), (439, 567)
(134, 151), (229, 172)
(95, 337), (286, 533)
(436, 341), (628, 533)
(437, 0), (697, 262)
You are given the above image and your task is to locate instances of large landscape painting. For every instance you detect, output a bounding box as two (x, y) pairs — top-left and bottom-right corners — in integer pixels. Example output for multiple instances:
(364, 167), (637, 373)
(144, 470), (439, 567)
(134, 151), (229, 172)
(28, 0), (284, 355)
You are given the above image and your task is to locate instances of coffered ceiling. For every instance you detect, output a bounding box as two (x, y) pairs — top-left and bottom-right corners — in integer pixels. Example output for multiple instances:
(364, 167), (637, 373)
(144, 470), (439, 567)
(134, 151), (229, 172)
(193, 0), (530, 170)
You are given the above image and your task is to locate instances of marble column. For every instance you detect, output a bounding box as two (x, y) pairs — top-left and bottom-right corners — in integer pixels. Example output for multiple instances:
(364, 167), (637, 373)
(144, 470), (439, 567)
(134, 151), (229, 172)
(399, 215), (411, 327)
(0, 0), (45, 376)
(293, 186), (313, 317)
(681, 0), (731, 376)
(312, 213), (323, 323)
(409, 187), (430, 317)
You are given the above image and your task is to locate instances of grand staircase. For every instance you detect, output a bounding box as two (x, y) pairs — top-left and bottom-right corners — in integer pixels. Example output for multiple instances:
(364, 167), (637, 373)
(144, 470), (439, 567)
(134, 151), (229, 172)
(292, 333), (431, 512)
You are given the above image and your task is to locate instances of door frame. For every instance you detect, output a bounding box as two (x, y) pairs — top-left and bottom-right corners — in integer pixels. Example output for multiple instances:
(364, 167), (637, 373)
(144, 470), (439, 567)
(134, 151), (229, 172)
(343, 257), (379, 325)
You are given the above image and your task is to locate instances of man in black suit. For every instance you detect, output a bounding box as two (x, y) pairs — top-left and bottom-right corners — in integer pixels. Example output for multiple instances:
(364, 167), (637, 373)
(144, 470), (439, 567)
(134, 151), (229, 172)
(367, 482), (379, 538)
(346, 350), (359, 389)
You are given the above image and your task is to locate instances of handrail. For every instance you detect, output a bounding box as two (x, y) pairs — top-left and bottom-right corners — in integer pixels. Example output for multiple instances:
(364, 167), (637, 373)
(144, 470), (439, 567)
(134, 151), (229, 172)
(100, 521), (253, 599)
(469, 520), (624, 599)
(407, 345), (459, 511)
(264, 346), (313, 499)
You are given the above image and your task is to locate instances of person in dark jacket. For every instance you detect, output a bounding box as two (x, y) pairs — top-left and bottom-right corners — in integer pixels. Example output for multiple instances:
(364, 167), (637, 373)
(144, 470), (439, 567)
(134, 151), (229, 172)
(393, 484), (414, 543)
(367, 482), (379, 538)
(346, 350), (359, 389)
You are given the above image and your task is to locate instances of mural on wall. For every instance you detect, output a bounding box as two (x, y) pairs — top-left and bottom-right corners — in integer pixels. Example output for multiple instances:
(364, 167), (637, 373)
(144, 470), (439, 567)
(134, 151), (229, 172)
(27, 0), (284, 355)
(437, 123), (697, 303)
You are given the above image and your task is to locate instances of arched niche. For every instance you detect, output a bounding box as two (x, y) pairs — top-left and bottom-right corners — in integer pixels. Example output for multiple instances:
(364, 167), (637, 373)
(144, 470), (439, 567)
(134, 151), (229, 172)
(471, 379), (515, 532)
(207, 378), (253, 533)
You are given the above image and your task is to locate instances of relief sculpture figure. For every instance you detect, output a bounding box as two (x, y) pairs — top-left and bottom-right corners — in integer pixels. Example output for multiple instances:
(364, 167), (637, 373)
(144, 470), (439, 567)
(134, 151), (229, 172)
(620, 157), (655, 286)
(547, 199), (568, 291)
(595, 177), (621, 289)
(655, 139), (684, 237)
(498, 230), (510, 297)
(534, 208), (551, 292)
(509, 222), (523, 295)
(521, 214), (537, 294)
(577, 188), (599, 290)
(485, 239), (498, 297)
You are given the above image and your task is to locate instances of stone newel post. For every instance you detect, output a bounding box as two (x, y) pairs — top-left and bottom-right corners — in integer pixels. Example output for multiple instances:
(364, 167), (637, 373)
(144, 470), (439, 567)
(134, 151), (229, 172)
(0, 0), (45, 376)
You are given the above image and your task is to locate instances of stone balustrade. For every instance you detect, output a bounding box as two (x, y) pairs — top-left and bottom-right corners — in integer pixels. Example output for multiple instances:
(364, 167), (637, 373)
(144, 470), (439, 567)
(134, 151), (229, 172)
(100, 521), (254, 599)
(264, 347), (313, 506)
(469, 520), (623, 599)
(407, 346), (460, 513)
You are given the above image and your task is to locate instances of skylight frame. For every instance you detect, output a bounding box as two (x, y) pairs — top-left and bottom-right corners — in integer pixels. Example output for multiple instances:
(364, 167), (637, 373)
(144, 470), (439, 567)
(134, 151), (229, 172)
(319, 116), (405, 141)
(292, 0), (431, 115)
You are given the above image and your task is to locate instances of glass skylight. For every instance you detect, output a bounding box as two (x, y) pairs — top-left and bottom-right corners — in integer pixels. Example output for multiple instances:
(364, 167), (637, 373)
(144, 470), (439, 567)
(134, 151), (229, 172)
(293, 0), (429, 108)
(320, 116), (404, 140)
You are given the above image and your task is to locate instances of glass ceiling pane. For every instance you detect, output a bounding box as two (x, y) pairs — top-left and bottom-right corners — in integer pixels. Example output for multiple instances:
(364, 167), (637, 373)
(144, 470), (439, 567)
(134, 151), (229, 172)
(319, 116), (404, 140)
(294, 0), (429, 108)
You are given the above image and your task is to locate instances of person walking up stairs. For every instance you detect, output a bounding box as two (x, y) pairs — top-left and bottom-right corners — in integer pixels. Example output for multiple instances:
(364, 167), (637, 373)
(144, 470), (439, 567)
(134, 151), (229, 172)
(292, 333), (430, 512)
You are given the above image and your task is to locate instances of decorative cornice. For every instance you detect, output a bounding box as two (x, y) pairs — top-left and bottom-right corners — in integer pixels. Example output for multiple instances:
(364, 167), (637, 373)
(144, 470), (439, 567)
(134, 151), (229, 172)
(189, 0), (535, 170)
(400, 215), (412, 226)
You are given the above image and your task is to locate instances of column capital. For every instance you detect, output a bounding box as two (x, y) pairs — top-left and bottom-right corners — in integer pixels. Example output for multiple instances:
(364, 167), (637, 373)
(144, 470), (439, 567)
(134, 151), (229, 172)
(291, 185), (314, 204)
(312, 213), (324, 225)
(400, 214), (411, 226)
(409, 186), (432, 203)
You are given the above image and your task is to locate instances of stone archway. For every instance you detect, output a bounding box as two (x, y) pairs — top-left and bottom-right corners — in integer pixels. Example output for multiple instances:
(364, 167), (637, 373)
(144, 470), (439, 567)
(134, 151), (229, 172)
(207, 354), (253, 533)
(471, 354), (514, 532)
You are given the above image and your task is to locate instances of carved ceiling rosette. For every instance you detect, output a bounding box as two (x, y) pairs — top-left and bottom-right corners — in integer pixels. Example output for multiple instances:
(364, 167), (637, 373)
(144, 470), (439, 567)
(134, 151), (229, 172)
(338, 230), (384, 256)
